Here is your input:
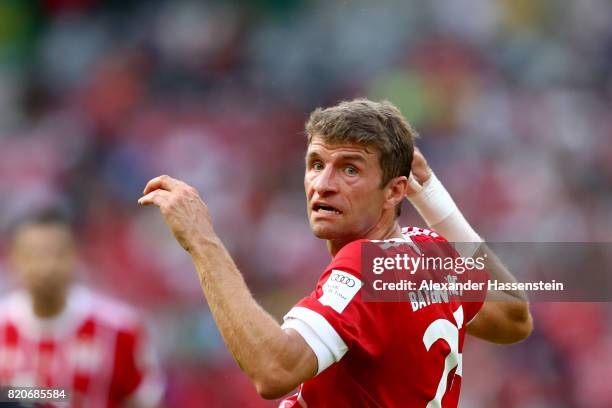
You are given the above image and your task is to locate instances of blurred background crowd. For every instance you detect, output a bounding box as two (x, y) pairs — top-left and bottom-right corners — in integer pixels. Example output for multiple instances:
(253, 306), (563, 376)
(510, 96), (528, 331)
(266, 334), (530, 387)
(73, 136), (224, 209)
(1, 0), (611, 406)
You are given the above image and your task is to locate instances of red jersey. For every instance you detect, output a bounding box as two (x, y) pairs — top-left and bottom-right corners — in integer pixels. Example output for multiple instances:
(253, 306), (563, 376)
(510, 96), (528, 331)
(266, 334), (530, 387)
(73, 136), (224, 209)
(0, 286), (164, 408)
(280, 227), (484, 408)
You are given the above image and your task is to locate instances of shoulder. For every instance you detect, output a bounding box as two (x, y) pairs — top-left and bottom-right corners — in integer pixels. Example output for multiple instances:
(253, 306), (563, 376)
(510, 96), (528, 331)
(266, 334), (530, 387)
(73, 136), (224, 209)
(401, 226), (446, 242)
(402, 226), (459, 259)
(329, 239), (369, 276)
(335, 239), (368, 259)
(0, 291), (25, 323)
(77, 287), (142, 332)
(329, 229), (450, 275)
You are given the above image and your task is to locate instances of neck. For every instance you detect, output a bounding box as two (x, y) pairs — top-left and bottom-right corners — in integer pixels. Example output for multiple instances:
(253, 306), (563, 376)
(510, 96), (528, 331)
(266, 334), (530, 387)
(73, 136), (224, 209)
(327, 220), (403, 257)
(31, 290), (68, 319)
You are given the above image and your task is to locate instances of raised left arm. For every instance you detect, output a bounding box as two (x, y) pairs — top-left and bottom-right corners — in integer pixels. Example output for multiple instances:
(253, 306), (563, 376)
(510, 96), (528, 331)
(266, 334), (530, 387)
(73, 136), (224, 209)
(406, 150), (533, 344)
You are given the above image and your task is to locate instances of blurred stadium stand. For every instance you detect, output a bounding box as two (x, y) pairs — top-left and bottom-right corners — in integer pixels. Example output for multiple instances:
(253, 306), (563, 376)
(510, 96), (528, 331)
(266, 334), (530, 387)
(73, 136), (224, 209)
(1, 0), (611, 406)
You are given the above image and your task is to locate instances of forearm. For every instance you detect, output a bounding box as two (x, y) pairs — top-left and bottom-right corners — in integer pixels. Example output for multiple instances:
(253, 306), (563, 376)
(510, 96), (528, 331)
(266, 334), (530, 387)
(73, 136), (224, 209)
(413, 174), (528, 300)
(469, 243), (527, 302)
(408, 171), (532, 342)
(189, 237), (292, 384)
(410, 173), (513, 270)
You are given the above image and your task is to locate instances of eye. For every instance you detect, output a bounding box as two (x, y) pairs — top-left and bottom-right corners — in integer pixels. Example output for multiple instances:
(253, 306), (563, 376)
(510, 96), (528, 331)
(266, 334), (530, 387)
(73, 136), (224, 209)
(344, 166), (358, 176)
(312, 161), (324, 171)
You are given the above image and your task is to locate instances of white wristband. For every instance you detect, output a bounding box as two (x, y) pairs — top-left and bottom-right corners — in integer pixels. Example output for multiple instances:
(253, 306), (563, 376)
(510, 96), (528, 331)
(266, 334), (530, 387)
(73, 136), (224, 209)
(407, 173), (457, 226)
(407, 173), (482, 243)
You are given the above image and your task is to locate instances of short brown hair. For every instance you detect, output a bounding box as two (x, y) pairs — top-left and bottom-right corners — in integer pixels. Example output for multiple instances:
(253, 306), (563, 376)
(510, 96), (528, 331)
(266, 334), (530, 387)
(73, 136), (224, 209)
(10, 207), (74, 238)
(305, 98), (417, 216)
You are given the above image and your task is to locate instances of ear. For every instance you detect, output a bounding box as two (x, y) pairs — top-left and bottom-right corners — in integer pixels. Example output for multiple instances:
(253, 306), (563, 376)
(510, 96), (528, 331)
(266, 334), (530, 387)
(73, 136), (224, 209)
(383, 176), (409, 211)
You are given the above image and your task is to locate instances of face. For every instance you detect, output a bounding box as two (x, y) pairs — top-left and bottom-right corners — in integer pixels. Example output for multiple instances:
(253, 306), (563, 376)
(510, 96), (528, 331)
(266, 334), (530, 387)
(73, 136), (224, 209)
(11, 223), (76, 299)
(305, 136), (394, 242)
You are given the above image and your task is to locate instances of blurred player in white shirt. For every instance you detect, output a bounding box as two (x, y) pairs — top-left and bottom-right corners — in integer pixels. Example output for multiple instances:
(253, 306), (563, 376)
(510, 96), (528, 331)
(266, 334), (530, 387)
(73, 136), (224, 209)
(0, 210), (164, 408)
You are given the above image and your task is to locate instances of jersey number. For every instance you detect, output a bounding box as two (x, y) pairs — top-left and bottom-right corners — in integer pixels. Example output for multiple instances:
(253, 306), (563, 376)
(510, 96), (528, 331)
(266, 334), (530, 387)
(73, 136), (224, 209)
(422, 306), (464, 408)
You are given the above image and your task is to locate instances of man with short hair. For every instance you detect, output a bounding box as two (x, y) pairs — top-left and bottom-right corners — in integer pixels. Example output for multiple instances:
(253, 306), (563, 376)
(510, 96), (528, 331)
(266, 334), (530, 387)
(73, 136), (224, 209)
(139, 98), (532, 407)
(0, 210), (164, 408)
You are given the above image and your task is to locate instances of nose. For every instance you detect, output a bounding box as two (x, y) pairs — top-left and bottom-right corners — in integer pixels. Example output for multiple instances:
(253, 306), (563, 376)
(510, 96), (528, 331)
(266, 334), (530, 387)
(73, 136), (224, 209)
(312, 165), (339, 196)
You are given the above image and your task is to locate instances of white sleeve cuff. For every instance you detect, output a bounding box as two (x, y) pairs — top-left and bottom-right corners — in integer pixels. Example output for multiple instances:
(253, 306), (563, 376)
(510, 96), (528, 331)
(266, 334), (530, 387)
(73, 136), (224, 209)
(283, 318), (335, 375)
(282, 307), (348, 375)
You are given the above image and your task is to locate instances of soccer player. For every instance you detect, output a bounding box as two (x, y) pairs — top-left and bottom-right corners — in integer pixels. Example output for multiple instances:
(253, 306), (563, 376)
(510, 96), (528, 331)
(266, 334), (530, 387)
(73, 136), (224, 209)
(139, 99), (532, 406)
(0, 210), (164, 408)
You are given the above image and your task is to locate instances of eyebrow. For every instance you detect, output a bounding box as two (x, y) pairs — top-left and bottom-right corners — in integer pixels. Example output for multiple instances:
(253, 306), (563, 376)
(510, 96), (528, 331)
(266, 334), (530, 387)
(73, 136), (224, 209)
(305, 151), (320, 160)
(305, 151), (367, 164)
(337, 154), (367, 164)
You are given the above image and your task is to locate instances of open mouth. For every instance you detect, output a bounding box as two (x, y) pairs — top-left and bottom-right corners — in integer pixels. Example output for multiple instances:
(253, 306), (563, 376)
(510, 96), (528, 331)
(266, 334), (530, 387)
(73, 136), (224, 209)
(313, 203), (342, 215)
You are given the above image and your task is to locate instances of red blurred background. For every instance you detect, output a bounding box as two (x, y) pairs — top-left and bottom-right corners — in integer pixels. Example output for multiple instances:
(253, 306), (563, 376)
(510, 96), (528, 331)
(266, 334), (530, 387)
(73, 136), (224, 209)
(1, 1), (611, 406)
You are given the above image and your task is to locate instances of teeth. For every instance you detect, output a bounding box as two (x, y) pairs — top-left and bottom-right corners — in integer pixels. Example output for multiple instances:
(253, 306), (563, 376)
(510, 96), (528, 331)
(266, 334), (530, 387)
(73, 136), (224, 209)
(314, 204), (341, 214)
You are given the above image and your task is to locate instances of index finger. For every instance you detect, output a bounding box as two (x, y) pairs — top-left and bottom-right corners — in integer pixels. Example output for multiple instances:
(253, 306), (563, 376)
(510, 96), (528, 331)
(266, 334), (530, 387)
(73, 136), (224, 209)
(143, 174), (181, 195)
